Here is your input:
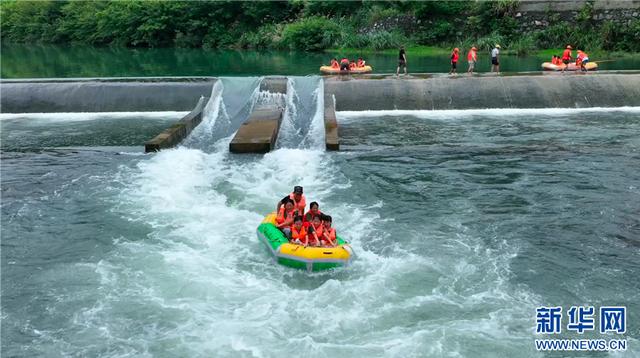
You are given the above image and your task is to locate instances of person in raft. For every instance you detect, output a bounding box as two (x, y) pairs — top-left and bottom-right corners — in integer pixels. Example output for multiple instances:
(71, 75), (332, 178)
(276, 197), (296, 239)
(306, 215), (324, 247)
(467, 46), (477, 74)
(576, 50), (589, 72)
(396, 46), (407, 77)
(340, 58), (350, 71)
(357, 58), (365, 67)
(349, 60), (356, 70)
(276, 185), (306, 217)
(304, 201), (323, 223)
(290, 215), (308, 246)
(491, 44), (501, 74)
(450, 48), (460, 75)
(320, 215), (337, 247)
(561, 45), (573, 73)
(330, 58), (339, 69)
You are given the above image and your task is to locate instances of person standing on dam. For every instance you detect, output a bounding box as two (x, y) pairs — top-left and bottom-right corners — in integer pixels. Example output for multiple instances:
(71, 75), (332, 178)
(467, 46), (478, 74)
(396, 46), (407, 77)
(561, 45), (573, 73)
(491, 44), (501, 74)
(450, 48), (460, 75)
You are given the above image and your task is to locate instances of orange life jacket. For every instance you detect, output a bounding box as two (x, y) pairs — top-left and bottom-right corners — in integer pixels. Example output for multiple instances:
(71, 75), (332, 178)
(357, 60), (364, 67)
(276, 206), (295, 225)
(287, 193), (306, 217)
(349, 62), (356, 69)
(304, 209), (322, 222)
(562, 49), (572, 61)
(321, 227), (336, 246)
(330, 60), (339, 68)
(307, 223), (323, 244)
(291, 225), (307, 243)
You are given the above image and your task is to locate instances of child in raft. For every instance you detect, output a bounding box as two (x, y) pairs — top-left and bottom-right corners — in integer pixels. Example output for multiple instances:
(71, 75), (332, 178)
(330, 58), (339, 69)
(290, 216), (308, 245)
(320, 215), (336, 247)
(304, 201), (322, 223)
(306, 215), (324, 246)
(275, 197), (296, 239)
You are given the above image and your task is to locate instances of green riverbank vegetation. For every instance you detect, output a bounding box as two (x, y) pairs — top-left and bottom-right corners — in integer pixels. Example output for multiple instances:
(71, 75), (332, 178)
(2, 0), (639, 55)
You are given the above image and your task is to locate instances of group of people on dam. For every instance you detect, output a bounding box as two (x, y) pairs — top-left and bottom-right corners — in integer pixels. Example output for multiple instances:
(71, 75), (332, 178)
(550, 45), (590, 72)
(449, 44), (500, 75)
(274, 186), (337, 247)
(326, 43), (593, 75)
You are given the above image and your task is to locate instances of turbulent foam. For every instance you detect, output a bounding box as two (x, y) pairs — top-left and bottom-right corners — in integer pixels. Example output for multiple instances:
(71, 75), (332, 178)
(276, 76), (325, 150)
(0, 111), (188, 121)
(337, 106), (640, 122)
(64, 144), (539, 356)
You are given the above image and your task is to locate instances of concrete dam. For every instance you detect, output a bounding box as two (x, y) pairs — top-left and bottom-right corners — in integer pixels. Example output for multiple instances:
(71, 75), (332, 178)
(2, 73), (639, 152)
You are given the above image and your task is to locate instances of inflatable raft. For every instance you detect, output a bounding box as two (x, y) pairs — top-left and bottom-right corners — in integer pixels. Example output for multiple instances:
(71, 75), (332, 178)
(320, 65), (372, 75)
(541, 62), (598, 71)
(256, 213), (354, 272)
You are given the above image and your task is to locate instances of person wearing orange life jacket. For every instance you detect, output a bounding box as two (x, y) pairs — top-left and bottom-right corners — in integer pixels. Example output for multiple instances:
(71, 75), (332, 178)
(290, 215), (308, 246)
(450, 48), (460, 75)
(276, 197), (296, 239)
(304, 201), (322, 223)
(306, 215), (323, 247)
(276, 186), (306, 218)
(576, 50), (590, 72)
(357, 58), (365, 67)
(467, 46), (477, 74)
(561, 45), (572, 73)
(349, 60), (356, 70)
(340, 58), (349, 71)
(330, 58), (339, 69)
(320, 214), (337, 247)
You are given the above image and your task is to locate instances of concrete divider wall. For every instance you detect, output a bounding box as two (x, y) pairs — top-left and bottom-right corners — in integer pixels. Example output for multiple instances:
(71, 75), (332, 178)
(324, 94), (339, 151)
(144, 96), (209, 152)
(324, 74), (640, 111)
(1, 79), (215, 113)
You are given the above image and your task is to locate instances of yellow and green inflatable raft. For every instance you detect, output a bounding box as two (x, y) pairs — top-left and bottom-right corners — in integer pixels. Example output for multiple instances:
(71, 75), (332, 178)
(257, 213), (354, 272)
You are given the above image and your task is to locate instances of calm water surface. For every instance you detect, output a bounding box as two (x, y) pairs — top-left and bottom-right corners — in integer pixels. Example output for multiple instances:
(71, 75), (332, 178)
(2, 44), (640, 78)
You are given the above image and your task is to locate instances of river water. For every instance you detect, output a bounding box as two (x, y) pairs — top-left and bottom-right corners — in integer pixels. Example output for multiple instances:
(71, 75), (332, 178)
(2, 44), (640, 78)
(1, 77), (639, 357)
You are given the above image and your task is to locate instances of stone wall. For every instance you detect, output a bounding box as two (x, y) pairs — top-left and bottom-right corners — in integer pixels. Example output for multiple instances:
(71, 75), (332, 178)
(514, 6), (639, 31)
(360, 1), (639, 38)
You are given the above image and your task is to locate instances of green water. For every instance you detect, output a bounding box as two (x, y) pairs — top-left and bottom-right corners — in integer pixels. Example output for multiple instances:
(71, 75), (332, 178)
(2, 81), (640, 356)
(2, 44), (640, 78)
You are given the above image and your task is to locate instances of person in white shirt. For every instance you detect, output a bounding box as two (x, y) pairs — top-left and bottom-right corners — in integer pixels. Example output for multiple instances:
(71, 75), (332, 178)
(491, 44), (501, 74)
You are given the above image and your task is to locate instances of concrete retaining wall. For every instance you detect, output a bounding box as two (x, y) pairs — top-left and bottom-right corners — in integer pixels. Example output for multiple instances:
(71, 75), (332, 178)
(144, 96), (209, 152)
(1, 78), (215, 113)
(324, 74), (640, 111)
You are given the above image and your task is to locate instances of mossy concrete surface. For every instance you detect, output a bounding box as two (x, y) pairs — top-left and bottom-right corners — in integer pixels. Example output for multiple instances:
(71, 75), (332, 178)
(324, 73), (640, 110)
(229, 105), (284, 153)
(144, 96), (209, 152)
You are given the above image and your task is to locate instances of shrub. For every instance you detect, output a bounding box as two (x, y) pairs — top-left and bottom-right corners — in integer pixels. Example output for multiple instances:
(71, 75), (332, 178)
(281, 16), (340, 51)
(510, 35), (535, 56)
